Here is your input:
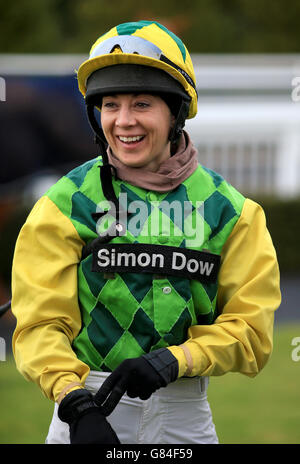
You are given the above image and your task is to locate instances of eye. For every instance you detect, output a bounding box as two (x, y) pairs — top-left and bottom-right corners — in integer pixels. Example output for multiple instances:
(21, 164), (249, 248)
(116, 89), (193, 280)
(135, 101), (150, 108)
(102, 96), (119, 109)
(102, 101), (117, 109)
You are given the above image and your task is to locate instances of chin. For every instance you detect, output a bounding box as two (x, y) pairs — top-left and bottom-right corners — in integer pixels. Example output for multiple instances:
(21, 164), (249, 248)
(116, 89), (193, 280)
(118, 154), (149, 168)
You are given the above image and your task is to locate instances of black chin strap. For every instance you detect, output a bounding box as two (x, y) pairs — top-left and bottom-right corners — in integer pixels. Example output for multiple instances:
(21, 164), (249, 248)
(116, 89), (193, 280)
(86, 104), (123, 223)
(168, 98), (190, 146)
(86, 104), (109, 164)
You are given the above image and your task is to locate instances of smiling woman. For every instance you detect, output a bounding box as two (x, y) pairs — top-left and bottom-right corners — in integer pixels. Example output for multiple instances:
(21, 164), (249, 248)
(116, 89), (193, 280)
(11, 20), (281, 446)
(101, 93), (174, 172)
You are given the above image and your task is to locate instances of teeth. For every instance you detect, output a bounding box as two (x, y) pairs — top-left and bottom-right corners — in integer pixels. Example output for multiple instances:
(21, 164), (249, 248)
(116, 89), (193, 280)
(119, 135), (144, 142)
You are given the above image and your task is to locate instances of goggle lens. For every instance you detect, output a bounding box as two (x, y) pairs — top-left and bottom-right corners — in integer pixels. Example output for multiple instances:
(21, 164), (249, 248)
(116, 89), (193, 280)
(90, 35), (162, 60)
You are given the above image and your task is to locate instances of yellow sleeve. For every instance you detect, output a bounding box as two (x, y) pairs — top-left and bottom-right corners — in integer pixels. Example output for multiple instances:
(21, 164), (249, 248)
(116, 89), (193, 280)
(168, 198), (281, 378)
(11, 195), (90, 402)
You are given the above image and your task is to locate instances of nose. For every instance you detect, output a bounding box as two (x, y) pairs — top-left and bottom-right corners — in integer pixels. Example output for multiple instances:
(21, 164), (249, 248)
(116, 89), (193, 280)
(115, 105), (136, 128)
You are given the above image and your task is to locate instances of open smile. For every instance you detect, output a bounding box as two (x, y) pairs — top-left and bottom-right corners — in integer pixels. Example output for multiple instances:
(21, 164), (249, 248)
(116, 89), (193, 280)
(117, 135), (145, 144)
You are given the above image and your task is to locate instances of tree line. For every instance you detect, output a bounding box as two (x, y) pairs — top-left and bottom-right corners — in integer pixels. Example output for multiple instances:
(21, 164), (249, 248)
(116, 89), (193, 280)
(0, 0), (300, 54)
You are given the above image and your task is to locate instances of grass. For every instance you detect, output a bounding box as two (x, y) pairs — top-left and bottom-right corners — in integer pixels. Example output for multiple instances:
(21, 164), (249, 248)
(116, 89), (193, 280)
(0, 359), (53, 444)
(0, 323), (299, 444)
(208, 323), (300, 444)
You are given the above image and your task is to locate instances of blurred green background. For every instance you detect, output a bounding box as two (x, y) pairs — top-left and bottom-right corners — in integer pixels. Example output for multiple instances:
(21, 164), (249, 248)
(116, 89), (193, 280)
(1, 0), (300, 54)
(1, 0), (300, 445)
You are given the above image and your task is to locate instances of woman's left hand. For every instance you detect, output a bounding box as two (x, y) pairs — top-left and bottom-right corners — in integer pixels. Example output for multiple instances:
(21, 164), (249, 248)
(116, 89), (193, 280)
(94, 348), (178, 415)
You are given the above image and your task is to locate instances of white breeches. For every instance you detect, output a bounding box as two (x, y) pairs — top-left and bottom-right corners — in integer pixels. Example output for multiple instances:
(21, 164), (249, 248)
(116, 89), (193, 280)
(45, 371), (218, 445)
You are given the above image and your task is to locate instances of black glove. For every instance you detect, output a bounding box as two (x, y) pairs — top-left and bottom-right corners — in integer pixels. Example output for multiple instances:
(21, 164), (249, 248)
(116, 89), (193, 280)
(58, 388), (121, 444)
(94, 348), (178, 416)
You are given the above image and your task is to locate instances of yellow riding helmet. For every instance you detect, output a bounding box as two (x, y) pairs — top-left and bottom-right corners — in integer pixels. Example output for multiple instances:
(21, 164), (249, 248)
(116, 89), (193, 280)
(77, 20), (198, 119)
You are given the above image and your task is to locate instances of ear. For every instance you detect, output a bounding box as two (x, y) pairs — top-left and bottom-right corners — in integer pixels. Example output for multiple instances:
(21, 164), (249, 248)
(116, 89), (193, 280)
(168, 114), (176, 145)
(170, 114), (176, 127)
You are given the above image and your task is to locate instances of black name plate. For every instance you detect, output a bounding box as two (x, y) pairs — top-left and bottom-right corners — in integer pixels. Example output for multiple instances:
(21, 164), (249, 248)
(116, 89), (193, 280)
(92, 243), (220, 283)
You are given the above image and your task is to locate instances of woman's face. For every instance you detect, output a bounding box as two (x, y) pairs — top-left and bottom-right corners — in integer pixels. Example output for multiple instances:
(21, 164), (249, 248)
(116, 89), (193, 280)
(101, 93), (175, 172)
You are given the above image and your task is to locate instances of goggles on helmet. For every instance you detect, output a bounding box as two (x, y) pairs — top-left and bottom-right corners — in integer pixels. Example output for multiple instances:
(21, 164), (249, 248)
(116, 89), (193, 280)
(89, 35), (197, 94)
